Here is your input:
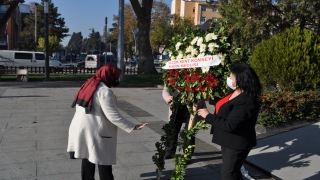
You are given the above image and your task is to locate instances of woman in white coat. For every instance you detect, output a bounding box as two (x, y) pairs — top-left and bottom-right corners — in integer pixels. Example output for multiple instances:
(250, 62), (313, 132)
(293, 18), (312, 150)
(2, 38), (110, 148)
(67, 65), (148, 180)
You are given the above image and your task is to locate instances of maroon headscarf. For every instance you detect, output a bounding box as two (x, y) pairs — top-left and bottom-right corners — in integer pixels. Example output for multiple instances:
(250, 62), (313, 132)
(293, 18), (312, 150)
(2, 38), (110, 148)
(71, 65), (122, 113)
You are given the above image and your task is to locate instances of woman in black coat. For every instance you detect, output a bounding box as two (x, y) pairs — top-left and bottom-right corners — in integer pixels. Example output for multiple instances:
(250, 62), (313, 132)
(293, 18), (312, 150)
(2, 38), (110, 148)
(198, 63), (262, 180)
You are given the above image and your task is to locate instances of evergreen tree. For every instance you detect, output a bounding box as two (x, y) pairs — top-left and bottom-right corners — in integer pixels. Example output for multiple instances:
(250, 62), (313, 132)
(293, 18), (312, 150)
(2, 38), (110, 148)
(150, 15), (193, 56)
(219, 0), (320, 55)
(250, 27), (320, 91)
(17, 0), (69, 50)
(67, 32), (83, 55)
(87, 29), (102, 54)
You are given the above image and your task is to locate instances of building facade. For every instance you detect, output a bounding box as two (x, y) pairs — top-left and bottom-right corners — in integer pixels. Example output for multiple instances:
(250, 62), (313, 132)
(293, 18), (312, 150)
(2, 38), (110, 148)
(0, 3), (29, 50)
(171, 0), (221, 25)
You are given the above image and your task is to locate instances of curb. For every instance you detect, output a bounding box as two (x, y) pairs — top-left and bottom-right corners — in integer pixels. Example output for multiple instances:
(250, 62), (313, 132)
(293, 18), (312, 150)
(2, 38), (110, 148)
(256, 119), (320, 140)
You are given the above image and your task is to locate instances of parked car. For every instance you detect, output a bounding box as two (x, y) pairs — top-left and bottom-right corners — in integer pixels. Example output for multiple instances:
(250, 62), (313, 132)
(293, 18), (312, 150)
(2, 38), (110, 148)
(0, 50), (63, 73)
(129, 57), (138, 67)
(85, 54), (117, 68)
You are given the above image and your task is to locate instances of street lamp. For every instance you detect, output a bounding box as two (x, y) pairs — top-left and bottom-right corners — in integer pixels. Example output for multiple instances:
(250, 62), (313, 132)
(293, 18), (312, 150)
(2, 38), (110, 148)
(105, 17), (108, 53)
(117, 0), (125, 81)
(44, 0), (49, 81)
(133, 29), (138, 58)
(34, 3), (39, 45)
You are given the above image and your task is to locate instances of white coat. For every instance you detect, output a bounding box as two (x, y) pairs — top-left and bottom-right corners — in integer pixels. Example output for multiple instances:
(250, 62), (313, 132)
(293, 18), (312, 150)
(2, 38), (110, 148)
(67, 82), (136, 165)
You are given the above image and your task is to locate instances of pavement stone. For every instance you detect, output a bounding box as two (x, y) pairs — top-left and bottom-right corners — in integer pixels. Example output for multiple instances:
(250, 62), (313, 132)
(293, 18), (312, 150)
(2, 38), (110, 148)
(1, 81), (308, 180)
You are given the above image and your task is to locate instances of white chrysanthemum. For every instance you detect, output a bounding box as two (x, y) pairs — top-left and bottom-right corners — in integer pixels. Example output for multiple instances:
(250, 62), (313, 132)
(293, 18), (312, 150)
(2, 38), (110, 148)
(199, 44), (207, 53)
(171, 56), (176, 60)
(176, 54), (183, 60)
(218, 53), (225, 62)
(211, 33), (218, 40)
(212, 43), (219, 47)
(191, 37), (199, 45)
(191, 49), (199, 57)
(197, 53), (205, 57)
(208, 43), (215, 52)
(175, 42), (182, 51)
(201, 66), (210, 73)
(196, 37), (204, 46)
(176, 51), (184, 60)
(205, 33), (218, 42)
(186, 54), (193, 58)
(186, 45), (193, 53)
(208, 43), (219, 52)
(205, 34), (212, 42)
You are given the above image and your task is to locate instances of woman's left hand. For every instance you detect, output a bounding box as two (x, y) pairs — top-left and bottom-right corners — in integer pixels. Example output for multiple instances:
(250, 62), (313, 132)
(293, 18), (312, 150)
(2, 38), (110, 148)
(134, 123), (148, 130)
(197, 108), (210, 118)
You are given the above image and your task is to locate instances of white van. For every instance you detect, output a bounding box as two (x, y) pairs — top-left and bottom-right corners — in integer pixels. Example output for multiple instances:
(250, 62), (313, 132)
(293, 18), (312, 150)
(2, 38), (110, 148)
(85, 54), (117, 68)
(0, 50), (63, 72)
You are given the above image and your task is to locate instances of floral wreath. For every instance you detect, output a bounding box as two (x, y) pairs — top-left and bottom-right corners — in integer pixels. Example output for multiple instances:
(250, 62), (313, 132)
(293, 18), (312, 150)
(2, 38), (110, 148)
(162, 21), (240, 113)
(153, 21), (242, 179)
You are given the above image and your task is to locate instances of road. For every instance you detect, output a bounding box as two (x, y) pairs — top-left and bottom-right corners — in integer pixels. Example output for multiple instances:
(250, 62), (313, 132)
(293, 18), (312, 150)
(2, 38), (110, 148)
(61, 61), (163, 73)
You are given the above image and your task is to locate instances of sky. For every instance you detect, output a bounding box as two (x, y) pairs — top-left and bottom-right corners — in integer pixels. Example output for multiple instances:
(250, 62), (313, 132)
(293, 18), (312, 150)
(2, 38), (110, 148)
(23, 0), (172, 46)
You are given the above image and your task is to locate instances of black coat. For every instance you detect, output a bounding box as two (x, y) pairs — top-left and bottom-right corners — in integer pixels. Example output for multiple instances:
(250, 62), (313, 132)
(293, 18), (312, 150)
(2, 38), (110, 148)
(205, 92), (260, 150)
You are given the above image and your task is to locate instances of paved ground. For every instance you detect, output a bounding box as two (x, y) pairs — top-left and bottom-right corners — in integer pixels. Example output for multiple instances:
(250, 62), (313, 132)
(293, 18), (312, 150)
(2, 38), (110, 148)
(0, 81), (317, 179)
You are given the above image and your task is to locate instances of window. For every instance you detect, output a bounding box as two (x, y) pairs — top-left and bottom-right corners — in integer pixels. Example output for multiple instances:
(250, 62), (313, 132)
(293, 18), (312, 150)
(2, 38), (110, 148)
(201, 6), (206, 11)
(87, 57), (95, 61)
(212, 17), (217, 22)
(35, 53), (45, 60)
(193, 7), (195, 13)
(15, 53), (32, 60)
(212, 7), (218, 12)
(200, 17), (206, 24)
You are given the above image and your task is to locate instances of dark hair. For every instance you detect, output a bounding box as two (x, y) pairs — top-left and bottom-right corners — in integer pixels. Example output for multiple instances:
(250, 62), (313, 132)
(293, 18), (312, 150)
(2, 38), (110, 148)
(230, 63), (262, 98)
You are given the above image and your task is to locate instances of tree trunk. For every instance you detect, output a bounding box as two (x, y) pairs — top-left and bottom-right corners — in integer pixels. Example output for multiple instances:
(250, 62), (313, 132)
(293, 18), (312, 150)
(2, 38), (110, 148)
(130, 0), (158, 74)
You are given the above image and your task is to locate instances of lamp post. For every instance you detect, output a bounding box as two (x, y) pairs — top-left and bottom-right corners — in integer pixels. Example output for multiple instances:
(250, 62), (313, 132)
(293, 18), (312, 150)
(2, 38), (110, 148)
(117, 0), (125, 81)
(133, 29), (138, 58)
(34, 3), (39, 45)
(44, 0), (49, 81)
(105, 17), (108, 63)
(70, 45), (73, 65)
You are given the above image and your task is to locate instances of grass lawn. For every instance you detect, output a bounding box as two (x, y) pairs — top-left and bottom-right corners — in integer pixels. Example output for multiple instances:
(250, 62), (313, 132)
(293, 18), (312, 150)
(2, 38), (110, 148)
(0, 73), (164, 86)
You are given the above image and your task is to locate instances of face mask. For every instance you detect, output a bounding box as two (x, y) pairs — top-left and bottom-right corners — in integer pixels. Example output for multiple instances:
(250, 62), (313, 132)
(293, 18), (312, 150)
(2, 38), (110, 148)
(227, 77), (236, 90)
(112, 80), (120, 87)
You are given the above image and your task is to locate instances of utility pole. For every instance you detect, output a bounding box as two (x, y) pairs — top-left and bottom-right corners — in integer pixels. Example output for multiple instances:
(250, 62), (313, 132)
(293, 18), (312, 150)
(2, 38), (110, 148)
(105, 17), (107, 63)
(44, 0), (49, 81)
(34, 3), (39, 45)
(117, 0), (124, 81)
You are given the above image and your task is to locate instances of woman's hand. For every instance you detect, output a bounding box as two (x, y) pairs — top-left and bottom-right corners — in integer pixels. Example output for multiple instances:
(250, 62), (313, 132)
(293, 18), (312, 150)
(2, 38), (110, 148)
(134, 123), (148, 130)
(166, 96), (173, 104)
(197, 108), (210, 118)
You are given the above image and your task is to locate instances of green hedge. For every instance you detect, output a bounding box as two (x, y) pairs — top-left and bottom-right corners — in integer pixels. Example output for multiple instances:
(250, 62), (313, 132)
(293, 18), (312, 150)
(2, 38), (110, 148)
(258, 91), (320, 126)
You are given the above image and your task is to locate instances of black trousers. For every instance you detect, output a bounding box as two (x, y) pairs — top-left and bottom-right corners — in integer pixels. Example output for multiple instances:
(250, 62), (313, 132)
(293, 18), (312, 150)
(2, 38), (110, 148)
(166, 105), (194, 156)
(221, 146), (251, 180)
(81, 159), (114, 180)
